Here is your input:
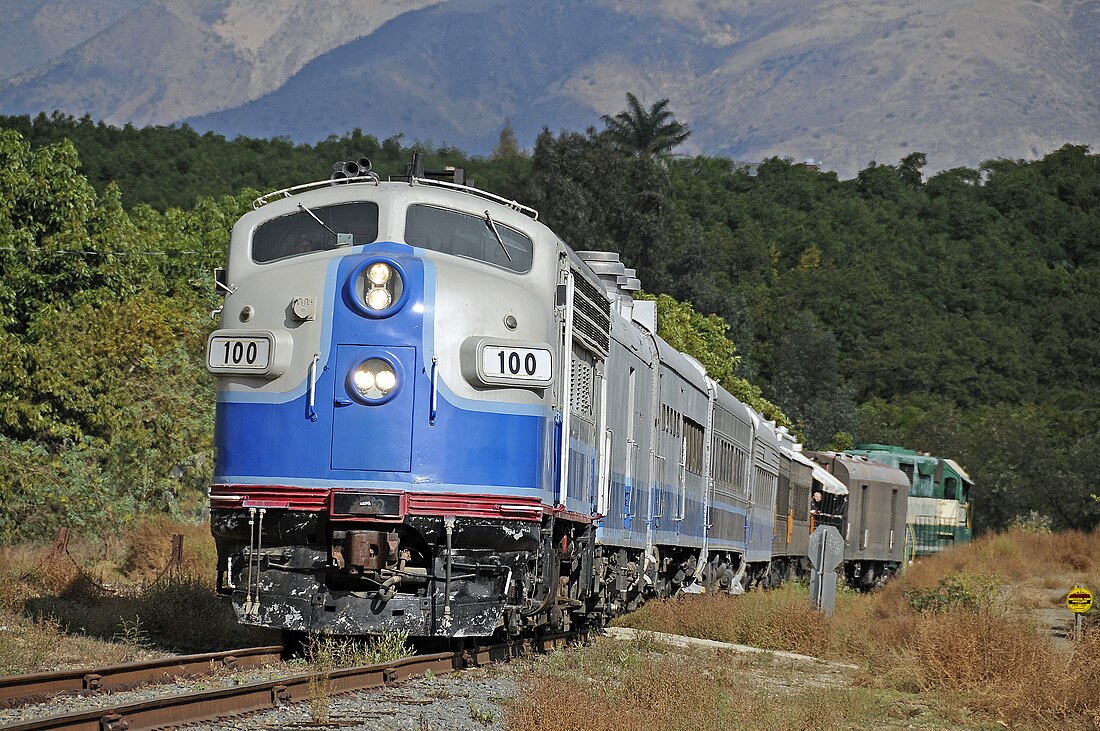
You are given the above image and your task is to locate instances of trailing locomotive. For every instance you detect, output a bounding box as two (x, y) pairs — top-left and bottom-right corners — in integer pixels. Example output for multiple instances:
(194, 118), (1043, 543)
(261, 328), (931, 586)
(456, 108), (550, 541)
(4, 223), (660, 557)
(844, 444), (974, 558)
(205, 159), (951, 638)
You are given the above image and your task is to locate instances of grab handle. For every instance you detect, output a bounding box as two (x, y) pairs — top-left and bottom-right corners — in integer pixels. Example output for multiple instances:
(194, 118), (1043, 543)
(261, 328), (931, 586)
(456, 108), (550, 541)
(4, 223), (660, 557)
(307, 353), (320, 422)
(429, 357), (439, 425)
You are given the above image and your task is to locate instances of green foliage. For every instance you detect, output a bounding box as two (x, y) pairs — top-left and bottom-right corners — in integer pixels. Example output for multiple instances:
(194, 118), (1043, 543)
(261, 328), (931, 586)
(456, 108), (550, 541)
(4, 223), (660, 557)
(600, 92), (691, 156)
(905, 573), (1004, 615)
(0, 128), (226, 540)
(525, 127), (674, 285)
(639, 292), (792, 429)
(2, 114), (1099, 534)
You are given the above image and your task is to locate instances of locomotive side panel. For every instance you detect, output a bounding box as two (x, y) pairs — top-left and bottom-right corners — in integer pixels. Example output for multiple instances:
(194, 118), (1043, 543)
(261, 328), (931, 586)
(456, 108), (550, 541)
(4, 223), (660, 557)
(597, 320), (656, 549)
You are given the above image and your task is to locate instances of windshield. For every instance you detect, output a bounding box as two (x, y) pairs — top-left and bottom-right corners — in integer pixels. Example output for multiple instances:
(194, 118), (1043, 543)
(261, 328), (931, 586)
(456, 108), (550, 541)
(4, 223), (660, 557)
(252, 202), (379, 263)
(404, 204), (533, 273)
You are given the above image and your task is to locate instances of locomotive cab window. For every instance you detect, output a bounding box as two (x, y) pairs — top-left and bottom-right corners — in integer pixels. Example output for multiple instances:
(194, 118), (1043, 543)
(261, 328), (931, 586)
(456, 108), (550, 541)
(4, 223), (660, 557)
(252, 202), (378, 263)
(944, 476), (957, 501)
(405, 204), (533, 273)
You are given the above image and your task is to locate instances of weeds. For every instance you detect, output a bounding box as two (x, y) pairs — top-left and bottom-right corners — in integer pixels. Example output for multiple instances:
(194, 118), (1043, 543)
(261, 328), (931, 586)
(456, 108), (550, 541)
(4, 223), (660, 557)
(113, 616), (152, 651)
(304, 631), (413, 723)
(509, 635), (890, 731)
(904, 572), (1004, 614)
(469, 704), (497, 725)
(575, 528), (1100, 730)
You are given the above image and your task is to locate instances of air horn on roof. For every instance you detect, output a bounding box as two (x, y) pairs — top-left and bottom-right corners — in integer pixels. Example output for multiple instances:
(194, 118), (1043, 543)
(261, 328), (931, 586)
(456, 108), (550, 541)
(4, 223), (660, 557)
(330, 157), (378, 184)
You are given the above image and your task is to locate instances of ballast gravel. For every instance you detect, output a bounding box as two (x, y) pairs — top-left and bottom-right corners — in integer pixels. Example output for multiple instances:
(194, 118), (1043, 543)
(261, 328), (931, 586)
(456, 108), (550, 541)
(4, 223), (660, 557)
(0, 662), (518, 731)
(180, 665), (518, 731)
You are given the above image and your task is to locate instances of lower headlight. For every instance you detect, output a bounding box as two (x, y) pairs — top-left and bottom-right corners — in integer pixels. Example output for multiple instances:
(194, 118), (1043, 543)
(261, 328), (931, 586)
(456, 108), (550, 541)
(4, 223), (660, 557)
(367, 287), (393, 310)
(375, 368), (397, 392)
(350, 359), (399, 402)
(352, 368), (376, 394)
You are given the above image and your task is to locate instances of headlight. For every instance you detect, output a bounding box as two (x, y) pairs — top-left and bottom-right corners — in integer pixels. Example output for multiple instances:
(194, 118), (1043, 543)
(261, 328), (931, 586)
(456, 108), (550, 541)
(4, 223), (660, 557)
(368, 262), (392, 285)
(354, 259), (404, 315)
(375, 368), (397, 392)
(349, 358), (399, 402)
(352, 368), (376, 394)
(367, 287), (392, 310)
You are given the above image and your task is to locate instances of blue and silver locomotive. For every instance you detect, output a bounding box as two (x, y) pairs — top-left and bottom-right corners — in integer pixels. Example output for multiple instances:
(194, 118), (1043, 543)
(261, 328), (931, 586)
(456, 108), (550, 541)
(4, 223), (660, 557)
(206, 158), (853, 638)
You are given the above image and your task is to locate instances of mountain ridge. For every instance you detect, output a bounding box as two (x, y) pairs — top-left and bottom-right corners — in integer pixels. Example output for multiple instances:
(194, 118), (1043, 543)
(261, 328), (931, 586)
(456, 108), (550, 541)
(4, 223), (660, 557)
(2, 0), (1097, 177)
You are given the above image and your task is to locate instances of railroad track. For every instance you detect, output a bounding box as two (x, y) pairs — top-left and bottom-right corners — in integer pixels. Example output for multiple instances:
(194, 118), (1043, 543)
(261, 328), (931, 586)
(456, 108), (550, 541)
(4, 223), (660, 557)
(0, 632), (581, 731)
(0, 647), (284, 709)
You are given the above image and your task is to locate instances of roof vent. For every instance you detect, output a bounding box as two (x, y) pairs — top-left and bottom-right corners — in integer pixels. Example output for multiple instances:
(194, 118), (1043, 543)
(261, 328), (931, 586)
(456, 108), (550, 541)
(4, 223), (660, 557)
(576, 251), (641, 295)
(617, 267), (642, 293)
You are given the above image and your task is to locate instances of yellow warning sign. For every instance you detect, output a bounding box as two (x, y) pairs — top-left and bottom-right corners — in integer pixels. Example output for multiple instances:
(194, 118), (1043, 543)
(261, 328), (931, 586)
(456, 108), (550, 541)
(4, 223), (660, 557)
(1066, 585), (1093, 614)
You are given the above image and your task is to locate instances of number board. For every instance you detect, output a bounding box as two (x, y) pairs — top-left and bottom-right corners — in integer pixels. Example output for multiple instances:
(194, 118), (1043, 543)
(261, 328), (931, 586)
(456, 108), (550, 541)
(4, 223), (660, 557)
(208, 335), (272, 373)
(481, 345), (553, 386)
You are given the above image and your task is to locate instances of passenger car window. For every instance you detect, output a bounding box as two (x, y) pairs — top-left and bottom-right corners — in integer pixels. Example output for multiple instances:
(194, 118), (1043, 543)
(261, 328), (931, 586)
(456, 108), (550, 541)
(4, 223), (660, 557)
(405, 204), (533, 273)
(252, 202), (379, 263)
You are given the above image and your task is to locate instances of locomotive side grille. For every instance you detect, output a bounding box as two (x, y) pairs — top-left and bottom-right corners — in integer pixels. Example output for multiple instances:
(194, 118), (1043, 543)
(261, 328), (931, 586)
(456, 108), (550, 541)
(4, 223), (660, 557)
(570, 357), (594, 416)
(570, 267), (611, 358)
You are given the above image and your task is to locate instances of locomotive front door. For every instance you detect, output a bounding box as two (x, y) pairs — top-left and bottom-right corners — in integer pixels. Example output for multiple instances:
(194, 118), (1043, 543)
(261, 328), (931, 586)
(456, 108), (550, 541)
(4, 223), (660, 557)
(330, 344), (416, 472)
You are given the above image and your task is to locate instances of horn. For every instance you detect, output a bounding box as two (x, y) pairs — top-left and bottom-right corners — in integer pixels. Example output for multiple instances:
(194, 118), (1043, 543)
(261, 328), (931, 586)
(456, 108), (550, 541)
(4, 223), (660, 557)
(330, 170), (350, 185)
(342, 160), (361, 177)
(356, 157), (372, 175)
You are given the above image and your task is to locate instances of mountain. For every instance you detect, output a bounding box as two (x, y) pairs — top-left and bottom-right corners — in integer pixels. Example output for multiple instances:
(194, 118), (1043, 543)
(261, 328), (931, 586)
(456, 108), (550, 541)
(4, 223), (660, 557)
(2, 0), (1098, 177)
(0, 0), (444, 126)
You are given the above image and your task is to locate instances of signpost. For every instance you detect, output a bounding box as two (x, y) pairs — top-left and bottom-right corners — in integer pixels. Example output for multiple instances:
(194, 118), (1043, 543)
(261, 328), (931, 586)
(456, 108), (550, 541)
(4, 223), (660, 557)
(808, 525), (843, 615)
(1067, 585), (1092, 641)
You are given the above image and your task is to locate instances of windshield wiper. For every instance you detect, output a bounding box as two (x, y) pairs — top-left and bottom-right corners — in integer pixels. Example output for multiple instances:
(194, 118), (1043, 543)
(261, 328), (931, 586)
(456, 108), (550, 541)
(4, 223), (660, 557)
(484, 210), (512, 262)
(298, 202), (338, 238)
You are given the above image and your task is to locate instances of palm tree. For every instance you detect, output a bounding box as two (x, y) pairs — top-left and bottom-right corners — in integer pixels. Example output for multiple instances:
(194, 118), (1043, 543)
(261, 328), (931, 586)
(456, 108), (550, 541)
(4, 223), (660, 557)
(601, 92), (691, 156)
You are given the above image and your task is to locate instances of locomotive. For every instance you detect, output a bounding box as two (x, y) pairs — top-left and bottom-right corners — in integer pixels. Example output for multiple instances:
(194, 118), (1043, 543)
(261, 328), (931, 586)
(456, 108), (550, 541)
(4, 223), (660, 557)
(844, 444), (974, 558)
(205, 158), (957, 638)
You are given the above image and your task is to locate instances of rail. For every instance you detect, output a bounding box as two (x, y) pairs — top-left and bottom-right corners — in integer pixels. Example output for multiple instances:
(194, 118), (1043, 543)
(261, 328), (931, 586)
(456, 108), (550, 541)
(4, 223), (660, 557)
(0, 646), (284, 709)
(0, 632), (583, 731)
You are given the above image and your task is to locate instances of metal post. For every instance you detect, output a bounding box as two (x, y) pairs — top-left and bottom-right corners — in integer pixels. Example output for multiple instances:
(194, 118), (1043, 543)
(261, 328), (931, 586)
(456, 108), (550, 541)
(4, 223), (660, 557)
(52, 527), (70, 554)
(169, 534), (184, 573)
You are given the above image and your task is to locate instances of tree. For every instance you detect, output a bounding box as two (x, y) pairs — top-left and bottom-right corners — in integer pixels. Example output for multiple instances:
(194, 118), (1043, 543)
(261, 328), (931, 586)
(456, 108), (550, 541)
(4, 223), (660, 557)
(526, 127), (674, 285)
(771, 311), (856, 448)
(600, 93), (691, 157)
(490, 117), (522, 159)
(640, 293), (792, 430)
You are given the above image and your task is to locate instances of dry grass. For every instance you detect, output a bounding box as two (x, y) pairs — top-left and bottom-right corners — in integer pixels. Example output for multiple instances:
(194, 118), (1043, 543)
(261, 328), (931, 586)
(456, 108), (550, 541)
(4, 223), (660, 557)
(0, 516), (276, 673)
(119, 516), (219, 584)
(614, 582), (875, 661)
(565, 527), (1100, 730)
(857, 527), (1100, 730)
(508, 635), (901, 731)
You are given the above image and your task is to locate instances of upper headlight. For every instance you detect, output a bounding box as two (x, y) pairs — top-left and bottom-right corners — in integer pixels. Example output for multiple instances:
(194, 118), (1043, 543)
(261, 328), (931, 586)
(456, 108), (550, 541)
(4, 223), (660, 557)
(368, 262), (392, 285)
(353, 259), (404, 316)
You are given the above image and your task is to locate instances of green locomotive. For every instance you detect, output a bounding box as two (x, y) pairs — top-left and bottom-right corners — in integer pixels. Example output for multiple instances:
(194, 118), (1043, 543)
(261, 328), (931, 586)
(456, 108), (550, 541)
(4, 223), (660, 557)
(844, 445), (973, 559)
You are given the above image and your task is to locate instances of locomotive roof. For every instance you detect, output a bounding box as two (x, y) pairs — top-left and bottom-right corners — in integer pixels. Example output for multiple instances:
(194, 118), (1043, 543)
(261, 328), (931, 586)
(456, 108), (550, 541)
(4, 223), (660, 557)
(943, 458), (974, 484)
(808, 451), (909, 489)
(847, 445), (973, 485)
(253, 174), (539, 220)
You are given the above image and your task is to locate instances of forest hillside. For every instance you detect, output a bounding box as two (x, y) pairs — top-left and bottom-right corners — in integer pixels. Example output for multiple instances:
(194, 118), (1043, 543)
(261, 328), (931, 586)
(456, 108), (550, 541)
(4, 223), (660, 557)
(1, 111), (1098, 539)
